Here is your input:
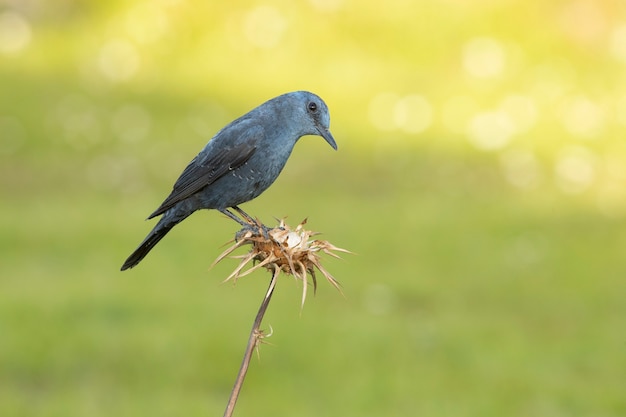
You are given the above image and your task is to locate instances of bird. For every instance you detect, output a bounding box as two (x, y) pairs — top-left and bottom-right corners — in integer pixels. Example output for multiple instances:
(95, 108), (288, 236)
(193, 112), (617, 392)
(120, 91), (337, 271)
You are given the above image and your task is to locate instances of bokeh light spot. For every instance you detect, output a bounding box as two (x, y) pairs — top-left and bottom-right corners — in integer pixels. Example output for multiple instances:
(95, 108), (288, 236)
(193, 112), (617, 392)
(500, 150), (541, 189)
(505, 232), (546, 269)
(559, 96), (605, 139)
(243, 5), (287, 48)
(393, 94), (433, 134)
(468, 111), (515, 151)
(0, 11), (32, 54)
(98, 39), (140, 82)
(125, 2), (170, 44)
(53, 94), (103, 149)
(554, 146), (596, 193)
(463, 37), (506, 79)
(609, 24), (626, 62)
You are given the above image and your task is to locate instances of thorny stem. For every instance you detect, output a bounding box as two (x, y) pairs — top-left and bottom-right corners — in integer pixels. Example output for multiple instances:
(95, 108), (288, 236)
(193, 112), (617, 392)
(223, 267), (278, 417)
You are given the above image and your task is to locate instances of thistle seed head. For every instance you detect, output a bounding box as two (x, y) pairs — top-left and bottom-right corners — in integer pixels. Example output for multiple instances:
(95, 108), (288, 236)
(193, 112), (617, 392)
(213, 219), (350, 308)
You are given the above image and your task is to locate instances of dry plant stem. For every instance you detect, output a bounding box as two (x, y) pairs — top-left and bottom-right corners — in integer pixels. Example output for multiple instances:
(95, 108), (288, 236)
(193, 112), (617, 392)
(217, 219), (349, 416)
(223, 267), (278, 417)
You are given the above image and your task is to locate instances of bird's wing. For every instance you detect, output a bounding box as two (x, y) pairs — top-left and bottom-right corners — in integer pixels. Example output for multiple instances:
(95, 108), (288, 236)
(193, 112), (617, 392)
(147, 138), (258, 219)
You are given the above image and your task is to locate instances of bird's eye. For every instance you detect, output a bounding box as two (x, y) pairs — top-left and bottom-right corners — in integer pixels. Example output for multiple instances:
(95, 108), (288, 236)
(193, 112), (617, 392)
(307, 101), (318, 112)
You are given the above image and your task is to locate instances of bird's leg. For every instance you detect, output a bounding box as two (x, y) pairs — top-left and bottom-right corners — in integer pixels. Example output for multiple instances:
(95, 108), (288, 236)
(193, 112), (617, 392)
(222, 208), (266, 242)
(219, 208), (250, 226)
(221, 207), (267, 241)
(232, 206), (255, 224)
(231, 206), (273, 240)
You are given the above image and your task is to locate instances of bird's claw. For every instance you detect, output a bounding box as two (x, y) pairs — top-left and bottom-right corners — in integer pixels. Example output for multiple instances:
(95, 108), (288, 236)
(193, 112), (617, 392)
(235, 222), (272, 242)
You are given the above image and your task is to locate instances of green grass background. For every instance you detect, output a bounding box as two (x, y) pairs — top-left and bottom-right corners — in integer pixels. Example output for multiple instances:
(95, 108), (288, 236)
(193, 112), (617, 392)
(1, 1), (625, 416)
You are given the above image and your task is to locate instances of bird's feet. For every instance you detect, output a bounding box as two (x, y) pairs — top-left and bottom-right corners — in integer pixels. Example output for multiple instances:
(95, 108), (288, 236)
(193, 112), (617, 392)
(235, 222), (273, 242)
(221, 207), (287, 244)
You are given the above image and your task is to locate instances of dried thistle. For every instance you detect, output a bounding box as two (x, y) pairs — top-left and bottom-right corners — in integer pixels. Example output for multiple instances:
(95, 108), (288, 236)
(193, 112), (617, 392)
(213, 218), (349, 308)
(219, 217), (349, 417)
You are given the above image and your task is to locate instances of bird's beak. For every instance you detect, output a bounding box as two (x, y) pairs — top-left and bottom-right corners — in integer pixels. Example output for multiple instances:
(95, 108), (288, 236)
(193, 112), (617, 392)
(317, 125), (337, 150)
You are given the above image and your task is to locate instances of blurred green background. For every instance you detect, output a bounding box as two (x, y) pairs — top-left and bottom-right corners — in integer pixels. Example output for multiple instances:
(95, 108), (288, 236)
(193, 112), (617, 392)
(1, 0), (625, 416)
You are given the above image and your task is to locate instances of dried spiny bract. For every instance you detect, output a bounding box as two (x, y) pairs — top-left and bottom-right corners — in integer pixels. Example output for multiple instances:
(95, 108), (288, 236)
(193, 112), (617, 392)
(213, 219), (349, 308)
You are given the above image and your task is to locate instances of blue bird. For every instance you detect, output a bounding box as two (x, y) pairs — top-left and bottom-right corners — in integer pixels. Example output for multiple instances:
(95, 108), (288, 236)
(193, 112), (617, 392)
(121, 91), (336, 270)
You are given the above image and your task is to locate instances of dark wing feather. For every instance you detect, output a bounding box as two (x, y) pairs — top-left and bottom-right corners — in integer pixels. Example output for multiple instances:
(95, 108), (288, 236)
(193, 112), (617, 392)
(147, 141), (257, 219)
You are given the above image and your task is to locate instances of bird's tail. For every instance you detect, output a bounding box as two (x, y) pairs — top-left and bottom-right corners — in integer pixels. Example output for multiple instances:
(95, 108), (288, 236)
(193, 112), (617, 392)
(120, 213), (188, 271)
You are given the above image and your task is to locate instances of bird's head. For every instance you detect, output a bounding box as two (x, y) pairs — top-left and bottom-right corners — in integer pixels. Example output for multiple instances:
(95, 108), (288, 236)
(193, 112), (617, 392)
(291, 91), (337, 150)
